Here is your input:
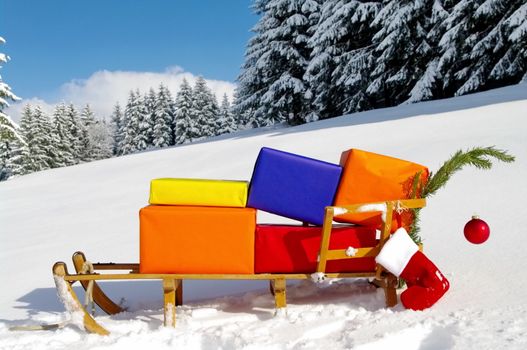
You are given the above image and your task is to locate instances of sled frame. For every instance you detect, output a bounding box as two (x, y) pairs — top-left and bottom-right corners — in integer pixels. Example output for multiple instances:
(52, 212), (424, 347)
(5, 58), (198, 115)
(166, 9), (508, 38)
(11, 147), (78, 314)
(52, 198), (426, 335)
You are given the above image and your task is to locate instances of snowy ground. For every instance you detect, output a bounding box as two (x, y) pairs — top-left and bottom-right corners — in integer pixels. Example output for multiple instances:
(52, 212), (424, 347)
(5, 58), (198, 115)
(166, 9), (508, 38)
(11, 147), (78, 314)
(1, 84), (527, 349)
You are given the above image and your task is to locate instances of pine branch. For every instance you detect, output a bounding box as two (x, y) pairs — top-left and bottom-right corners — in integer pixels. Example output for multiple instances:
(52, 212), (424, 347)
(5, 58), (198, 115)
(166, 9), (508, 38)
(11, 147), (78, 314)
(423, 146), (514, 198)
(408, 146), (514, 244)
(408, 170), (423, 244)
(409, 208), (422, 244)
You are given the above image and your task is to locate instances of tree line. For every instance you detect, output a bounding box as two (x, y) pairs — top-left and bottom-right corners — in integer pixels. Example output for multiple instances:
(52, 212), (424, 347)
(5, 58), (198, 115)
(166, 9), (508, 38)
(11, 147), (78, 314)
(1, 104), (113, 179)
(1, 78), (237, 180)
(113, 77), (235, 156)
(2, 0), (526, 179)
(234, 0), (527, 126)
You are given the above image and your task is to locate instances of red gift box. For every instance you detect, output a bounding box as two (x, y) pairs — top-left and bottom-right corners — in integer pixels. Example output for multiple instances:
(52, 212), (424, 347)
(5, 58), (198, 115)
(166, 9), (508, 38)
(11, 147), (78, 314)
(255, 224), (378, 273)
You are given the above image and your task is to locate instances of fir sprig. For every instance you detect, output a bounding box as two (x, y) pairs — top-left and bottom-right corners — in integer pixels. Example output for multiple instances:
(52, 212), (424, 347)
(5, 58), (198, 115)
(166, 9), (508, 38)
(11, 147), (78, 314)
(423, 146), (515, 198)
(409, 146), (515, 243)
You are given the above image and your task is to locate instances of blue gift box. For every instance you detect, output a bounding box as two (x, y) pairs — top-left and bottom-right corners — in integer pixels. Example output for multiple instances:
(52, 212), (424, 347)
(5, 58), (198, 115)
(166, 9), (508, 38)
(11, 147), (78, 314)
(247, 147), (343, 225)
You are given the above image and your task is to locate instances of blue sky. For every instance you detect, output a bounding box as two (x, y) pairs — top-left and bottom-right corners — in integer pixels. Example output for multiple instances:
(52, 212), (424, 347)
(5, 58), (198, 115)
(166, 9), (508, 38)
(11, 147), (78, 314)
(0, 0), (258, 119)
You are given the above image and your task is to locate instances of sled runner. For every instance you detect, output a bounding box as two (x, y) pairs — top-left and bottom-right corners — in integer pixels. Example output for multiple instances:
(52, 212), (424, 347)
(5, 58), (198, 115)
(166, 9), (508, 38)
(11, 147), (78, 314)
(52, 198), (426, 335)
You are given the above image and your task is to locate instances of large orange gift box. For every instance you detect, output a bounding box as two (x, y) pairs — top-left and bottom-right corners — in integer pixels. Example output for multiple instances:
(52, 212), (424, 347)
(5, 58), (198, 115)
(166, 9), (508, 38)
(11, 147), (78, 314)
(333, 149), (429, 231)
(140, 205), (256, 274)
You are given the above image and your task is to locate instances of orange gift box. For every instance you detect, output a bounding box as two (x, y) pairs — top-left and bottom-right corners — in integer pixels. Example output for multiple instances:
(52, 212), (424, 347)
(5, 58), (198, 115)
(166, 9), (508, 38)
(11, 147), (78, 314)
(333, 149), (428, 231)
(140, 205), (256, 274)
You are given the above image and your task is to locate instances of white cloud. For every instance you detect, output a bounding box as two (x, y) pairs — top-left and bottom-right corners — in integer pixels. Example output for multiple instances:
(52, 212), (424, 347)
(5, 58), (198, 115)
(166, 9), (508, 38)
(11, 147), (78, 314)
(6, 66), (237, 122)
(5, 97), (56, 123)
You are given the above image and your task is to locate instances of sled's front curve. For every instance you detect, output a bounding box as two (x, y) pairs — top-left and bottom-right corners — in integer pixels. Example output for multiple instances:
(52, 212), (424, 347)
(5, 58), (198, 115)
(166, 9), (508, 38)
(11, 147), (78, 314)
(52, 262), (110, 336)
(72, 251), (129, 315)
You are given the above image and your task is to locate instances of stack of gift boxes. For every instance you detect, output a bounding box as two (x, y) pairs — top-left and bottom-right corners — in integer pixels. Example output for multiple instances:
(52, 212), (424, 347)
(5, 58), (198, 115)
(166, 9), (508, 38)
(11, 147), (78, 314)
(140, 147), (428, 275)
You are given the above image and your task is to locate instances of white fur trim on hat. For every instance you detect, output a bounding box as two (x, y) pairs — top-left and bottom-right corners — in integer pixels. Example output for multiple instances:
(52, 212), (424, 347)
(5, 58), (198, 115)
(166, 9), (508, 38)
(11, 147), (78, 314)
(375, 228), (419, 277)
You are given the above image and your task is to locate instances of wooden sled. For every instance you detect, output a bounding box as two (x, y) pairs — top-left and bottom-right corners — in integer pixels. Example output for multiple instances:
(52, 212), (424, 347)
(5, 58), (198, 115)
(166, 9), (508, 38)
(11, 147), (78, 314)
(52, 199), (425, 335)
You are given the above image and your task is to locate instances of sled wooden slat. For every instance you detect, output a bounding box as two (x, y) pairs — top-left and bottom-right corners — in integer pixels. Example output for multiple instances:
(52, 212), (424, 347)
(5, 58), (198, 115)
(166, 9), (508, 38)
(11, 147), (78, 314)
(315, 206), (334, 273)
(63, 272), (377, 282)
(91, 263), (139, 271)
(325, 246), (380, 260)
(175, 279), (183, 306)
(333, 198), (426, 212)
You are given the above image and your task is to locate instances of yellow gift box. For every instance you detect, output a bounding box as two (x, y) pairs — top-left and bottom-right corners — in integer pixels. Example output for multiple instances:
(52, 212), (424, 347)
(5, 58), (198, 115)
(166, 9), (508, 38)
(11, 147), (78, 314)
(149, 178), (249, 207)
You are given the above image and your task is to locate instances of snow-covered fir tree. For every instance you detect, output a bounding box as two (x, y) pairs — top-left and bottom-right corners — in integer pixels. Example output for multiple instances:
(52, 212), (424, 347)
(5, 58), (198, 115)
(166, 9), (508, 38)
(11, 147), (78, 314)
(217, 93), (237, 135)
(455, 0), (527, 96)
(497, 2), (527, 83)
(306, 0), (382, 118)
(235, 0), (526, 125)
(191, 77), (218, 139)
(144, 88), (157, 147)
(152, 84), (174, 148)
(232, 82), (258, 129)
(404, 0), (450, 103)
(0, 138), (18, 180)
(366, 0), (438, 107)
(4, 135), (27, 178)
(64, 104), (83, 163)
(0, 36), (23, 180)
(16, 105), (51, 173)
(0, 36), (22, 144)
(80, 104), (96, 127)
(121, 90), (148, 155)
(120, 90), (138, 155)
(0, 134), (25, 180)
(77, 104), (113, 162)
(207, 90), (220, 136)
(34, 105), (59, 169)
(41, 106), (64, 168)
(10, 105), (33, 176)
(52, 102), (75, 167)
(304, 0), (345, 120)
(421, 0), (527, 99)
(235, 42), (265, 127)
(236, 0), (321, 126)
(136, 92), (150, 151)
(79, 104), (96, 162)
(110, 103), (124, 156)
(87, 119), (113, 160)
(174, 78), (195, 144)
(0, 140), (11, 180)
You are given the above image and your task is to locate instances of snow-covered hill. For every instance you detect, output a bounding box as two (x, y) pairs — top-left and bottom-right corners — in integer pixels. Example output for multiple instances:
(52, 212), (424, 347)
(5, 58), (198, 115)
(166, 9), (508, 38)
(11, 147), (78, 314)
(1, 84), (526, 349)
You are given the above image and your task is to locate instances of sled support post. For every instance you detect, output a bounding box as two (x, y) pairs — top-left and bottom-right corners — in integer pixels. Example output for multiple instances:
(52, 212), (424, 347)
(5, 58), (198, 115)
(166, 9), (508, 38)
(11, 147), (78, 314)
(371, 273), (398, 307)
(316, 206), (335, 273)
(271, 278), (287, 308)
(384, 274), (398, 307)
(176, 279), (183, 306)
(163, 278), (177, 327)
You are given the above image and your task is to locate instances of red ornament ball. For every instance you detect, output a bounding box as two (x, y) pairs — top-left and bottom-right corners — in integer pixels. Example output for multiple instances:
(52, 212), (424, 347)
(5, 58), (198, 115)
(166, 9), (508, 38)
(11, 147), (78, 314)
(464, 216), (490, 244)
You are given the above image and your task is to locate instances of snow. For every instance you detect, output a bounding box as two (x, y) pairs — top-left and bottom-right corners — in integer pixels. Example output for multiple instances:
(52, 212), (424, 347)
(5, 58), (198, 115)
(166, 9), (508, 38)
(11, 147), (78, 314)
(52, 275), (86, 331)
(1, 84), (527, 349)
(356, 203), (388, 223)
(345, 247), (358, 257)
